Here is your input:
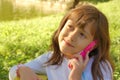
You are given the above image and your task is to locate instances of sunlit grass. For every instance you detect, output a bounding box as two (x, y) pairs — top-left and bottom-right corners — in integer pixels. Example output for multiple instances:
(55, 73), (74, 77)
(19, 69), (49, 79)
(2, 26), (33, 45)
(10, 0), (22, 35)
(0, 13), (63, 80)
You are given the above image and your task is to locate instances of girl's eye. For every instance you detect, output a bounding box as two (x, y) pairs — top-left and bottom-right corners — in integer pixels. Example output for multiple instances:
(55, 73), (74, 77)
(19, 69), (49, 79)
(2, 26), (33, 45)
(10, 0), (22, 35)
(67, 25), (74, 30)
(68, 25), (72, 28)
(80, 32), (86, 38)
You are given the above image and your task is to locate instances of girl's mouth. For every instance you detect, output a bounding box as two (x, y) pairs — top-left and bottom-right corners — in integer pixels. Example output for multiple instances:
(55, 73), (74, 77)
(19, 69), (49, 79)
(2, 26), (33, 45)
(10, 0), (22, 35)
(63, 39), (74, 47)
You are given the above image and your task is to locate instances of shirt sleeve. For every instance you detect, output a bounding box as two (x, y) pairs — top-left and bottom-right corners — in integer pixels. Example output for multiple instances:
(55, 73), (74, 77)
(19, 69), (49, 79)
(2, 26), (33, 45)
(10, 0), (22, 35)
(9, 52), (52, 80)
(100, 60), (113, 80)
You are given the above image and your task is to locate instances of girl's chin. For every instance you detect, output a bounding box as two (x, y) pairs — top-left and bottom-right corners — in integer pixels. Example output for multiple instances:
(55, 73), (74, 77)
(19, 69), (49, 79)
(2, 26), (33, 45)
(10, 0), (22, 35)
(61, 51), (76, 59)
(63, 54), (73, 59)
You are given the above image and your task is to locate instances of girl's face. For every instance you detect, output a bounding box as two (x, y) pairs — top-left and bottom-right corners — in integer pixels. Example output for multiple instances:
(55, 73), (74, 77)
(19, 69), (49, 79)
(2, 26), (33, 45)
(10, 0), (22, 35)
(58, 19), (94, 58)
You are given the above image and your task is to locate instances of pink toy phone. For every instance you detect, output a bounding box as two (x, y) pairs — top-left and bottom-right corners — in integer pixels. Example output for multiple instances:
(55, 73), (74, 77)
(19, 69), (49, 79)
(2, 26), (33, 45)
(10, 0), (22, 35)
(80, 40), (97, 59)
(68, 40), (97, 69)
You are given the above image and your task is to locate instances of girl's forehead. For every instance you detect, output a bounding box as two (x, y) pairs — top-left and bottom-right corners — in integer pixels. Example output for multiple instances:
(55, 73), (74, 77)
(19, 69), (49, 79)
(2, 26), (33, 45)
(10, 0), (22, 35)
(68, 10), (96, 24)
(66, 18), (85, 28)
(66, 18), (96, 36)
(65, 19), (95, 39)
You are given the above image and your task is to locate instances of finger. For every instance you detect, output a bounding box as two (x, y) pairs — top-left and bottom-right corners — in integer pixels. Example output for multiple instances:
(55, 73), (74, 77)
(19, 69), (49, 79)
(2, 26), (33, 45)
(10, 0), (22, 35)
(73, 54), (83, 61)
(68, 59), (77, 69)
(84, 52), (89, 66)
(71, 58), (78, 63)
(73, 54), (80, 60)
(79, 55), (84, 62)
(70, 59), (80, 68)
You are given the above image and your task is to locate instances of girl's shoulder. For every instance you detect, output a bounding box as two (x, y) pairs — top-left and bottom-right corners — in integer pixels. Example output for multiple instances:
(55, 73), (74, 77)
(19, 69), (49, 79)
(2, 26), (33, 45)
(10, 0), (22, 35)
(99, 60), (113, 72)
(90, 57), (112, 70)
(99, 60), (113, 79)
(88, 57), (113, 73)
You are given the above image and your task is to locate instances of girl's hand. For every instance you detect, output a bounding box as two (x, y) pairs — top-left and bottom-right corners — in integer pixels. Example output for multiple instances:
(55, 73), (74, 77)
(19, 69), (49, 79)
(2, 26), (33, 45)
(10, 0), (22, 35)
(18, 66), (42, 80)
(68, 53), (89, 80)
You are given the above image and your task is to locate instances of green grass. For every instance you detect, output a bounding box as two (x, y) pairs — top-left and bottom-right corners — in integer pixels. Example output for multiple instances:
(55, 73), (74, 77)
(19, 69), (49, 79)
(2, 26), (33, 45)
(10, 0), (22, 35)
(0, 0), (120, 80)
(0, 14), (63, 80)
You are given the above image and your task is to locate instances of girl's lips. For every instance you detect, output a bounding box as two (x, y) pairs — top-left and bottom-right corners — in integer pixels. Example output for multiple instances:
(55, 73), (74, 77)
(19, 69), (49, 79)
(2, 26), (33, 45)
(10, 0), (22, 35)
(64, 39), (74, 47)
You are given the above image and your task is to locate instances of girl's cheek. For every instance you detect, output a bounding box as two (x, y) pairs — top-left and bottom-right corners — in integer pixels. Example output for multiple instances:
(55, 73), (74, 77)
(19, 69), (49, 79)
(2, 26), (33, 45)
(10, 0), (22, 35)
(62, 30), (68, 36)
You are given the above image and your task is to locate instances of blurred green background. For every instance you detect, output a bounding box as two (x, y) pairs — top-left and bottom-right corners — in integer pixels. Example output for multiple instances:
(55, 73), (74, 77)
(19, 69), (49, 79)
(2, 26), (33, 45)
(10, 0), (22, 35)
(0, 0), (120, 80)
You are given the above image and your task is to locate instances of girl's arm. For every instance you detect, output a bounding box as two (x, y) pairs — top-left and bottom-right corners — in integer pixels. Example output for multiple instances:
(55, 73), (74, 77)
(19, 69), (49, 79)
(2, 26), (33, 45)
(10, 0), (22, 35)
(9, 52), (51, 80)
(68, 53), (89, 80)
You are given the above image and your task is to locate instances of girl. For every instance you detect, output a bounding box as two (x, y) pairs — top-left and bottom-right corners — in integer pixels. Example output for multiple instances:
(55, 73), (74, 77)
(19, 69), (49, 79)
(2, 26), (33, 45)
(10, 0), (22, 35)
(9, 5), (114, 80)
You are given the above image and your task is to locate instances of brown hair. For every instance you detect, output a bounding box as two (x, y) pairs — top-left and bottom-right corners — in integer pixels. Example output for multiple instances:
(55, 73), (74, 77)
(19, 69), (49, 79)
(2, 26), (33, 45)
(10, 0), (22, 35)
(47, 5), (114, 80)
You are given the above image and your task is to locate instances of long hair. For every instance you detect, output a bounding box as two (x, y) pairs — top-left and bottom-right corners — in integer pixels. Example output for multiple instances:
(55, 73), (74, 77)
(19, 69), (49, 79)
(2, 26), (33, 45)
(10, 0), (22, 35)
(46, 5), (114, 80)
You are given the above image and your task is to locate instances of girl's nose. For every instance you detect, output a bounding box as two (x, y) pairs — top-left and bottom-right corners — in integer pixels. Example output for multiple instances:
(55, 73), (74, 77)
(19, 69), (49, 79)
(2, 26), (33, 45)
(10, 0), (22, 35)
(68, 31), (77, 42)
